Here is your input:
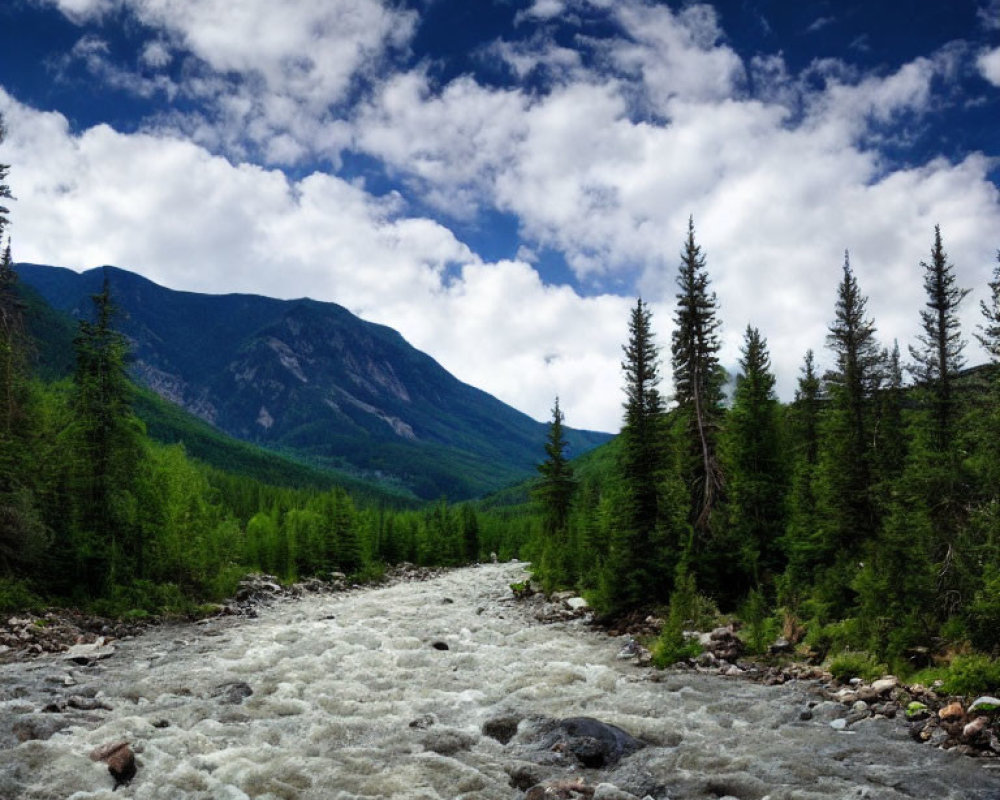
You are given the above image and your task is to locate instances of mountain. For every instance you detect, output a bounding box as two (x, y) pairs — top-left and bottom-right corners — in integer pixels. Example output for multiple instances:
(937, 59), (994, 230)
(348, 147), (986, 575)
(16, 263), (613, 499)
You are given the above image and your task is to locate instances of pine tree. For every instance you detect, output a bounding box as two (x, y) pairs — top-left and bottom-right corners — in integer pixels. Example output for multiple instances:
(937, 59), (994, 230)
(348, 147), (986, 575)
(597, 298), (671, 614)
(779, 350), (824, 607)
(533, 397), (576, 590)
(821, 252), (881, 550)
(873, 341), (907, 503)
(976, 250), (1000, 362)
(70, 273), (145, 591)
(813, 253), (882, 614)
(723, 326), (786, 593)
(909, 226), (969, 450)
(671, 217), (725, 538)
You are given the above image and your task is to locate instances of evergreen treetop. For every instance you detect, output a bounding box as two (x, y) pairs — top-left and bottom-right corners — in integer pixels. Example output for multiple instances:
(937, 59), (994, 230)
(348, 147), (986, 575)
(909, 225), (969, 449)
(976, 250), (1000, 362)
(671, 217), (725, 532)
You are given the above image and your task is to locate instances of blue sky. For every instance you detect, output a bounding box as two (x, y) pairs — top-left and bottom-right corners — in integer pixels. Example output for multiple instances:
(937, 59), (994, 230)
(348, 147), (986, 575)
(0, 0), (998, 433)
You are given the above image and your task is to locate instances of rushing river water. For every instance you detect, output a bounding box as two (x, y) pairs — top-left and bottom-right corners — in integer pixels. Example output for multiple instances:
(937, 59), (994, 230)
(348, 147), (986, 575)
(1, 562), (999, 800)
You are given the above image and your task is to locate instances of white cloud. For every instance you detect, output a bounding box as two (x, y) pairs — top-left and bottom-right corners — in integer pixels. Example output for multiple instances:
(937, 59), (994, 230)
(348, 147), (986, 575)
(140, 40), (172, 69)
(6, 0), (1000, 433)
(44, 0), (418, 163)
(351, 3), (1000, 405)
(979, 0), (1000, 31)
(0, 89), (628, 430)
(979, 46), (1000, 86)
(515, 0), (567, 23)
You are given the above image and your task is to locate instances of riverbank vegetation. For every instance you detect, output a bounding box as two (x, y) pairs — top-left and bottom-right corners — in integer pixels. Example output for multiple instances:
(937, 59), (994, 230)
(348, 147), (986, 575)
(528, 217), (1000, 686)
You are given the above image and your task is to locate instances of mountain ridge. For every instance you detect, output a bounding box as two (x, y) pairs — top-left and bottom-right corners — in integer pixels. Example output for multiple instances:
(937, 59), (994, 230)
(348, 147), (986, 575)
(16, 263), (612, 499)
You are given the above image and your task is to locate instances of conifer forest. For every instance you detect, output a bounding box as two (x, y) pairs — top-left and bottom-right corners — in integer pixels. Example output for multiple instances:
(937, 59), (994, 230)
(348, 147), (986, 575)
(2, 114), (1000, 691)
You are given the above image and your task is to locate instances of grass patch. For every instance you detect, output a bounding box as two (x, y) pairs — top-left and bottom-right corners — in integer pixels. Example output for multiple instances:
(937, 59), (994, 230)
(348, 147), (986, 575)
(828, 650), (886, 682)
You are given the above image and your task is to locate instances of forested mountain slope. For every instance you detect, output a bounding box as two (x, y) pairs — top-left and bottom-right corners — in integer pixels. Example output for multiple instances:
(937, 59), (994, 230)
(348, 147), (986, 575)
(17, 263), (611, 500)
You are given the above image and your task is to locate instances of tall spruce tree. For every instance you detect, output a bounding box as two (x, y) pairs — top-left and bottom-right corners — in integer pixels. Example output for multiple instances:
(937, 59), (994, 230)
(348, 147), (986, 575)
(723, 326), (786, 593)
(597, 298), (670, 614)
(815, 253), (882, 612)
(0, 122), (47, 576)
(909, 226), (969, 450)
(671, 218), (725, 539)
(70, 273), (145, 591)
(779, 350), (823, 606)
(533, 396), (577, 591)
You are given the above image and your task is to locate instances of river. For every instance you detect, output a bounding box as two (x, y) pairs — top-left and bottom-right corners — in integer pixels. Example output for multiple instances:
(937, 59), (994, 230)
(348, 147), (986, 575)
(1, 562), (999, 799)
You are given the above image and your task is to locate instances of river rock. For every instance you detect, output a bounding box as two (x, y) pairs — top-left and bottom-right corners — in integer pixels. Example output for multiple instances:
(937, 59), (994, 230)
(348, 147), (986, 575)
(871, 676), (899, 695)
(210, 681), (253, 705)
(556, 717), (646, 768)
(566, 597), (589, 611)
(63, 638), (116, 665)
(939, 702), (965, 722)
(482, 715), (520, 744)
(969, 696), (1000, 714)
(235, 573), (284, 602)
(768, 637), (793, 654)
(90, 741), (136, 788)
(962, 716), (988, 742)
(592, 782), (640, 800)
(525, 780), (592, 799)
(707, 626), (744, 662)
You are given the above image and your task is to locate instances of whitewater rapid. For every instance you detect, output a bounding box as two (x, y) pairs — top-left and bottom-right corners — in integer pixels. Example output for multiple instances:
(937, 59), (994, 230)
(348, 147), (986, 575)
(1, 562), (999, 799)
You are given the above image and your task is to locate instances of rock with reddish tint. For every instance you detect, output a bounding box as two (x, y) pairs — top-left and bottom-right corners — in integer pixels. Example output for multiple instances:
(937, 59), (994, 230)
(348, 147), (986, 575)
(962, 716), (988, 742)
(939, 702), (965, 722)
(90, 741), (136, 787)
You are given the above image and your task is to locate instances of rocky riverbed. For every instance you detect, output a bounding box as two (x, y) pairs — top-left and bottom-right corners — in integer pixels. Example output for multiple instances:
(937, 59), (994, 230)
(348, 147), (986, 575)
(1, 562), (999, 799)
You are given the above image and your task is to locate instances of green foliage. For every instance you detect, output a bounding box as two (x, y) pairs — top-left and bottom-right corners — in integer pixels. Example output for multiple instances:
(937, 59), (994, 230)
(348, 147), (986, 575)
(532, 398), (577, 593)
(935, 655), (1000, 696)
(671, 218), (725, 544)
(828, 650), (886, 682)
(740, 588), (779, 655)
(721, 327), (786, 602)
(966, 564), (1000, 652)
(0, 577), (43, 613)
(651, 565), (714, 667)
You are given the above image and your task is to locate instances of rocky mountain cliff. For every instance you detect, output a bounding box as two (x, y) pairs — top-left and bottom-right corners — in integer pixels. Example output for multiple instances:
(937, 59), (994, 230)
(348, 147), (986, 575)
(17, 264), (612, 499)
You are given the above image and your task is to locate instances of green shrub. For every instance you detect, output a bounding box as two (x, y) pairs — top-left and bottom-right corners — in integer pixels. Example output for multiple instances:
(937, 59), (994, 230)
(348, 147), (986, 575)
(350, 561), (387, 585)
(0, 578), (43, 613)
(740, 588), (780, 655)
(828, 650), (886, 682)
(651, 565), (710, 668)
(937, 654), (1000, 696)
(651, 628), (702, 667)
(965, 568), (1000, 653)
(805, 617), (862, 661)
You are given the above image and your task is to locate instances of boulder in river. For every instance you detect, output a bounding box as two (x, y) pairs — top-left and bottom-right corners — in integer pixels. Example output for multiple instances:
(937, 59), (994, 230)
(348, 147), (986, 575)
(210, 681), (253, 705)
(90, 740), (136, 788)
(63, 638), (115, 665)
(543, 717), (646, 769)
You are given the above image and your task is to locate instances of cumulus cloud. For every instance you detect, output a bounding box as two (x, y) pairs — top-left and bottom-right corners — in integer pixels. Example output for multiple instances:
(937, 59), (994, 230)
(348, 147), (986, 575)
(352, 1), (1000, 403)
(5, 0), (1000, 431)
(979, 46), (1000, 85)
(43, 0), (418, 163)
(0, 89), (628, 430)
